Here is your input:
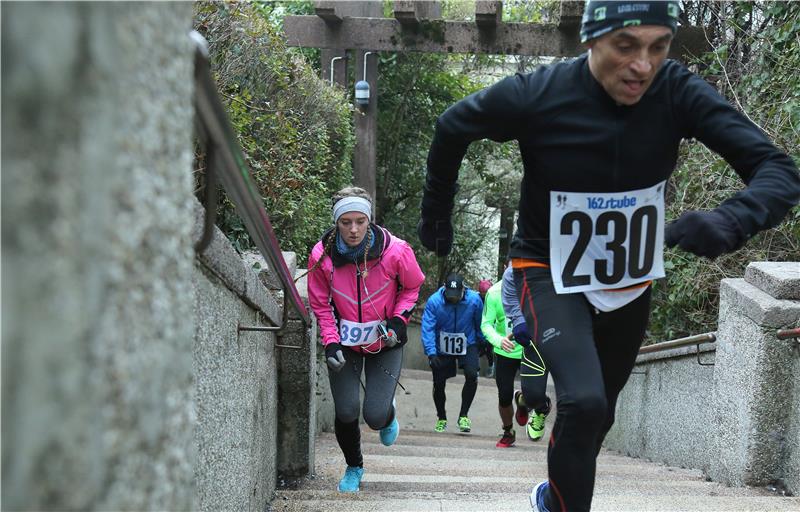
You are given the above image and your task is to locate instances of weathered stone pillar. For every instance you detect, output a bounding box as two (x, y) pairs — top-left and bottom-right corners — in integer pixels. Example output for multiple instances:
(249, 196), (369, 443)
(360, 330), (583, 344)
(2, 2), (196, 510)
(710, 262), (800, 493)
(256, 253), (319, 478)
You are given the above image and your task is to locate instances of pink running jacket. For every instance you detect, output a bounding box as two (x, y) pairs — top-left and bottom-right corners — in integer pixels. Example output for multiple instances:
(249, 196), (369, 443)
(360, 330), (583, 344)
(308, 226), (425, 353)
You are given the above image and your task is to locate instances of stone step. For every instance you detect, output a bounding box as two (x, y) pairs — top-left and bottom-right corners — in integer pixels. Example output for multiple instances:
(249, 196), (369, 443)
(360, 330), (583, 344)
(274, 371), (800, 511)
(271, 492), (800, 512)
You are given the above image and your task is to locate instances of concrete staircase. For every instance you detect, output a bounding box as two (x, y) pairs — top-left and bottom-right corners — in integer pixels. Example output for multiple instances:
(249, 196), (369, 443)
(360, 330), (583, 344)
(272, 370), (800, 512)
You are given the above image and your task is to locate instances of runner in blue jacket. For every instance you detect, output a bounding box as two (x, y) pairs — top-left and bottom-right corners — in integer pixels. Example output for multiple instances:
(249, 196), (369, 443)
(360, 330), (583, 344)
(421, 272), (486, 434)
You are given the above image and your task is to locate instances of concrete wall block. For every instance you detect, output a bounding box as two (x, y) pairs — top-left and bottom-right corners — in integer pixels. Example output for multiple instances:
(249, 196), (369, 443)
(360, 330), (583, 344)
(745, 262), (800, 300)
(277, 319), (318, 477)
(712, 302), (765, 485)
(241, 250), (298, 292)
(711, 278), (799, 487)
(194, 269), (277, 512)
(197, 224), (248, 297)
(315, 351), (337, 434)
(243, 264), (282, 325)
(194, 204), (281, 325)
(785, 355), (800, 495)
(720, 279), (800, 328)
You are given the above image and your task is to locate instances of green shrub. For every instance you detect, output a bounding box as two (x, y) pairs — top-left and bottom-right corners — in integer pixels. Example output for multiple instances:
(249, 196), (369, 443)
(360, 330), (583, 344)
(193, 2), (354, 263)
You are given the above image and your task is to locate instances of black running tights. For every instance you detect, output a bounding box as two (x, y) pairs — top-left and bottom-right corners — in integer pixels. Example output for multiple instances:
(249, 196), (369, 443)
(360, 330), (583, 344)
(515, 267), (651, 512)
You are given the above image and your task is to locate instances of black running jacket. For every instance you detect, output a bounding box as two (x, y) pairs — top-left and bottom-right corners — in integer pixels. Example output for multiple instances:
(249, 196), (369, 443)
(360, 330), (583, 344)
(425, 54), (800, 263)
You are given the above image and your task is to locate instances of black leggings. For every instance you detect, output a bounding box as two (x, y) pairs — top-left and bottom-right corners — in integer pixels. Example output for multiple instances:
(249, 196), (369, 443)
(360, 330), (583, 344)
(432, 367), (478, 419)
(329, 345), (403, 467)
(515, 267), (651, 512)
(495, 352), (550, 413)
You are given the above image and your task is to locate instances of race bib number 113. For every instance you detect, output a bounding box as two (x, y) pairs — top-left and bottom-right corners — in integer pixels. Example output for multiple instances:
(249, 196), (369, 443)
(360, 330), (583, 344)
(549, 181), (666, 294)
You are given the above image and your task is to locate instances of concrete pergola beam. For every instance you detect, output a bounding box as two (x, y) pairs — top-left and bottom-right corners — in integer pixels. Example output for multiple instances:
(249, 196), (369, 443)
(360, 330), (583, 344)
(284, 16), (709, 59)
(475, 1), (502, 28)
(558, 0), (584, 28)
(314, 1), (342, 24)
(393, 1), (442, 26)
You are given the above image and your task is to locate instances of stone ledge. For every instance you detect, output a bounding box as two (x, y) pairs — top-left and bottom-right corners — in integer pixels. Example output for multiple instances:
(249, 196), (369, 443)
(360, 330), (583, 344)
(635, 340), (716, 365)
(721, 278), (800, 328)
(745, 261), (800, 300)
(192, 200), (281, 325)
(242, 250), (298, 291)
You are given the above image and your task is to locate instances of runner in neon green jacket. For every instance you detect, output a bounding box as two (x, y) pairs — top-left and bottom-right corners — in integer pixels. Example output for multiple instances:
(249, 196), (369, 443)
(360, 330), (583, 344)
(481, 266), (551, 447)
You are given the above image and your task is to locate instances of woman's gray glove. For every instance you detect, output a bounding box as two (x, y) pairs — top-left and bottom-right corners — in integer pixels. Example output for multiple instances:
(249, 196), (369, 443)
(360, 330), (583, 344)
(325, 342), (346, 372)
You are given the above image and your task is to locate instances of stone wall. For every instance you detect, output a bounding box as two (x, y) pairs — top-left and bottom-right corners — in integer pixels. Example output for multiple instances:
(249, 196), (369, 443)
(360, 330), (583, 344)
(2, 3), (196, 509)
(603, 344), (716, 471)
(606, 262), (800, 495)
(710, 262), (800, 494)
(193, 210), (283, 511)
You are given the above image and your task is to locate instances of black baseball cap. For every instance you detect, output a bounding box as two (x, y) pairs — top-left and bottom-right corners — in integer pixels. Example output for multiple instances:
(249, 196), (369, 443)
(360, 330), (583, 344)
(443, 273), (465, 301)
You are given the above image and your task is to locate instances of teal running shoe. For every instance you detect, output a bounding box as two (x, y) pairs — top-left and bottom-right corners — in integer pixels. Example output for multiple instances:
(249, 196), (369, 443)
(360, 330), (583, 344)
(338, 466), (364, 493)
(380, 418), (400, 446)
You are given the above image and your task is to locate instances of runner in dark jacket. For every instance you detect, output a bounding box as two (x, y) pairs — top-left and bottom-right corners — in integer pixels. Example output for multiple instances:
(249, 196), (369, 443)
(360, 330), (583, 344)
(418, 2), (800, 511)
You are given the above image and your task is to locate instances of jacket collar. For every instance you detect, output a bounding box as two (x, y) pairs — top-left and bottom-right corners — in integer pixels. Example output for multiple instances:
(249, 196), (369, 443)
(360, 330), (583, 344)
(321, 225), (388, 268)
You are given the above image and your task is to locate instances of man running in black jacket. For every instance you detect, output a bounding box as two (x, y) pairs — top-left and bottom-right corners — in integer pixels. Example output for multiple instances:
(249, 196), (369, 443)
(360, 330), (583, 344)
(418, 2), (800, 511)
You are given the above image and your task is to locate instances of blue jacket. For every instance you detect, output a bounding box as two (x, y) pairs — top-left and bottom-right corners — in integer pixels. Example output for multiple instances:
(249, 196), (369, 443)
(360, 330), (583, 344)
(421, 287), (486, 356)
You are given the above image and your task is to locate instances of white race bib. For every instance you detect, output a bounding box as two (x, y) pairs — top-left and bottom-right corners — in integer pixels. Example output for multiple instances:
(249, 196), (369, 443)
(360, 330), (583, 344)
(339, 319), (381, 346)
(549, 181), (666, 294)
(438, 331), (467, 355)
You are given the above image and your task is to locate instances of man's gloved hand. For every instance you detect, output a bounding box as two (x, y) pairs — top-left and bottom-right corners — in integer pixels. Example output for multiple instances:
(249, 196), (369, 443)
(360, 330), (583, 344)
(665, 210), (745, 259)
(418, 181), (457, 256)
(325, 342), (346, 372)
(512, 323), (533, 348)
(417, 218), (453, 257)
(428, 355), (445, 370)
(385, 316), (408, 347)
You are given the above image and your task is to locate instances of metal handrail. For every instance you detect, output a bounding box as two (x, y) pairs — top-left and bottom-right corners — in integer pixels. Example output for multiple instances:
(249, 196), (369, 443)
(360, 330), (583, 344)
(190, 31), (310, 326)
(638, 332), (716, 355)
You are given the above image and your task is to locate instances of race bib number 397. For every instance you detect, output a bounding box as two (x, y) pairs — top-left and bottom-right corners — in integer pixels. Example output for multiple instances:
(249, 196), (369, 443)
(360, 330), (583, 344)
(339, 319), (381, 346)
(549, 181), (666, 294)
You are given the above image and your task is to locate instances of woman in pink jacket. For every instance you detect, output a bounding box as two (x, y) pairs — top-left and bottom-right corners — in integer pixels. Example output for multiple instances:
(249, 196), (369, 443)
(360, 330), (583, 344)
(307, 186), (425, 493)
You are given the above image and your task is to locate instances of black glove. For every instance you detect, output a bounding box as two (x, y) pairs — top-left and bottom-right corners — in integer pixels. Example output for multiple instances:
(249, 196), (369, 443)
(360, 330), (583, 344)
(417, 218), (453, 257)
(428, 355), (445, 370)
(325, 342), (346, 372)
(418, 180), (457, 256)
(665, 210), (745, 259)
(512, 323), (532, 348)
(385, 316), (408, 346)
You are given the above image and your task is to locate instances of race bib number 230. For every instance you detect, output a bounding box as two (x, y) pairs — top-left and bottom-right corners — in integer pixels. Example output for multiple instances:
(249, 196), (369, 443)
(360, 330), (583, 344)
(549, 181), (666, 295)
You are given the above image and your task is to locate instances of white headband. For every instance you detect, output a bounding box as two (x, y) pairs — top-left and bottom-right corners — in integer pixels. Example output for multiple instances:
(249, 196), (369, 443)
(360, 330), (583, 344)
(333, 196), (372, 223)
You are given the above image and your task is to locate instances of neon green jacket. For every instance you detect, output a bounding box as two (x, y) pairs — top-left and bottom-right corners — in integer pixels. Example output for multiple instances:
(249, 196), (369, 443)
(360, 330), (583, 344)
(480, 281), (522, 359)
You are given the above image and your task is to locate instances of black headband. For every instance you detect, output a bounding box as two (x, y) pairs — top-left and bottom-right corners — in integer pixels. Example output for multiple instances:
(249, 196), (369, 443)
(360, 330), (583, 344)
(580, 1), (680, 43)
